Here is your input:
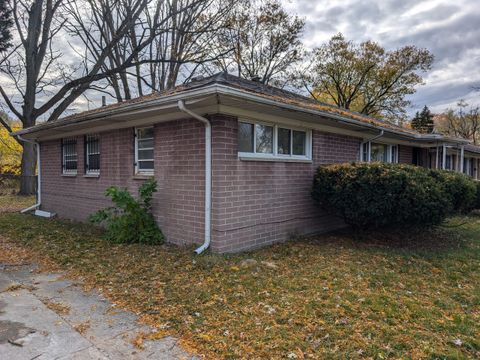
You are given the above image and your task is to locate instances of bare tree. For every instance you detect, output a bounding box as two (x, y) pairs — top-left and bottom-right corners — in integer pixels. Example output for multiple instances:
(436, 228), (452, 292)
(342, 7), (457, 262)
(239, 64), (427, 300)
(146, 0), (231, 92)
(68, 0), (232, 102)
(0, 0), (216, 194)
(207, 0), (304, 85)
(435, 100), (480, 144)
(0, 0), (12, 52)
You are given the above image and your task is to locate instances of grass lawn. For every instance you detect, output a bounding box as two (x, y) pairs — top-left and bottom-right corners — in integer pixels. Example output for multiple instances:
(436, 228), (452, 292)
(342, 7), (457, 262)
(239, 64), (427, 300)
(0, 196), (479, 359)
(0, 194), (35, 213)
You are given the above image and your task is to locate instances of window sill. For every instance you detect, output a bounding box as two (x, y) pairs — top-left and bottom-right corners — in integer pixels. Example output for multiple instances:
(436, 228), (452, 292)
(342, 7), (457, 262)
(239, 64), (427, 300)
(133, 174), (154, 180)
(62, 173), (77, 177)
(84, 173), (100, 178)
(238, 154), (312, 163)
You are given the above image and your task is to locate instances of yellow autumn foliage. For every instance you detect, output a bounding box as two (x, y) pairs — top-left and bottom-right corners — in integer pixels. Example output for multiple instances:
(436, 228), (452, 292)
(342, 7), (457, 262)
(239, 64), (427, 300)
(0, 122), (22, 175)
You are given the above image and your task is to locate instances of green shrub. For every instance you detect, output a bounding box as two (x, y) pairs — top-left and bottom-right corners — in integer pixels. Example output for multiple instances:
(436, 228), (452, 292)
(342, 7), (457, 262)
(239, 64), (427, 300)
(89, 179), (164, 245)
(428, 169), (477, 213)
(312, 162), (452, 231)
(476, 182), (480, 209)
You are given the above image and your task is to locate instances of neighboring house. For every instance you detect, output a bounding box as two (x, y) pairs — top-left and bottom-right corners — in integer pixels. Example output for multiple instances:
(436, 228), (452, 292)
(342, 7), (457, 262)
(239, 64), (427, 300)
(12, 73), (480, 253)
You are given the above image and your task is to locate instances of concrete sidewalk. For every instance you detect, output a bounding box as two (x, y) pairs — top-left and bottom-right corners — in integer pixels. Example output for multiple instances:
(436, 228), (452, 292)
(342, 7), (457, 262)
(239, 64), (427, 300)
(0, 263), (197, 360)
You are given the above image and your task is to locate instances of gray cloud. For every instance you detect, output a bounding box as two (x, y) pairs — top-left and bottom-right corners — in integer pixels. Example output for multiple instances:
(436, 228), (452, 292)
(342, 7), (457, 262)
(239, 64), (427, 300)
(283, 0), (480, 115)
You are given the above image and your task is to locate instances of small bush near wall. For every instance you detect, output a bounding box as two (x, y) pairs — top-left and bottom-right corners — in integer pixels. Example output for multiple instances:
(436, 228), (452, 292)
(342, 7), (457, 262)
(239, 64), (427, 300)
(476, 182), (480, 209)
(429, 170), (477, 213)
(89, 180), (164, 245)
(312, 163), (459, 231)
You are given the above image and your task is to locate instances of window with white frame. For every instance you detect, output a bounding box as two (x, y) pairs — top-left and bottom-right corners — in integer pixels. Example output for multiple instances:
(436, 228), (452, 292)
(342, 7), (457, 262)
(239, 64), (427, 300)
(62, 137), (78, 174)
(135, 127), (154, 174)
(361, 142), (398, 163)
(85, 134), (100, 174)
(238, 120), (311, 160)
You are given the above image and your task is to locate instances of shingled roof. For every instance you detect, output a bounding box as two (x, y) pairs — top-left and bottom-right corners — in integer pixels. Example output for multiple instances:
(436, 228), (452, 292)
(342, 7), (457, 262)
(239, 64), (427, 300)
(11, 72), (478, 147)
(41, 72), (415, 134)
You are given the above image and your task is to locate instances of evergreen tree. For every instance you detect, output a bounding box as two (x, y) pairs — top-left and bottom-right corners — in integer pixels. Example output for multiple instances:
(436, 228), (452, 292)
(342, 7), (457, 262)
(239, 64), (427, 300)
(0, 0), (12, 52)
(411, 111), (421, 131)
(411, 105), (434, 133)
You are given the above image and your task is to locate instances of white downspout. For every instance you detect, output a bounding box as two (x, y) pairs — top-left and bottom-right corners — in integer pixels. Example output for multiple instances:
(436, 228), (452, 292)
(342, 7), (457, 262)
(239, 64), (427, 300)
(177, 100), (211, 254)
(15, 135), (41, 213)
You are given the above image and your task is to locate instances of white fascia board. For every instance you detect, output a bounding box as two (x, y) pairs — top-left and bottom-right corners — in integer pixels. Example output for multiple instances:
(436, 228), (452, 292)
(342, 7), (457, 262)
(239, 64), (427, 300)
(12, 87), (221, 139)
(213, 85), (472, 146)
(14, 82), (473, 147)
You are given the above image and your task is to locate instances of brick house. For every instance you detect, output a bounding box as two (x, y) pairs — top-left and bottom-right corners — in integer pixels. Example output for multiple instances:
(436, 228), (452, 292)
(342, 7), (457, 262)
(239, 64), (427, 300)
(12, 73), (480, 253)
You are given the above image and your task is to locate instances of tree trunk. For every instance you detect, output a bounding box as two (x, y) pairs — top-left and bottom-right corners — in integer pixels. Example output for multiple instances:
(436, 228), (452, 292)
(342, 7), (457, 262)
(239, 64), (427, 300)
(19, 141), (37, 196)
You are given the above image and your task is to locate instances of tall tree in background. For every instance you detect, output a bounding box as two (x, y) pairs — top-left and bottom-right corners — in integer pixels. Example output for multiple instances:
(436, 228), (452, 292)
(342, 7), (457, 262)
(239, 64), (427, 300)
(435, 100), (480, 144)
(67, 0), (231, 102)
(0, 0), (12, 52)
(302, 33), (434, 122)
(411, 105), (434, 133)
(209, 0), (304, 85)
(0, 112), (21, 175)
(0, 0), (207, 194)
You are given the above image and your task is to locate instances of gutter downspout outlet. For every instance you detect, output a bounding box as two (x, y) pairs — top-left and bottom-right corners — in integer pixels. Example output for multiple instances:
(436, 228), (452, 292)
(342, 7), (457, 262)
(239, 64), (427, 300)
(177, 100), (212, 254)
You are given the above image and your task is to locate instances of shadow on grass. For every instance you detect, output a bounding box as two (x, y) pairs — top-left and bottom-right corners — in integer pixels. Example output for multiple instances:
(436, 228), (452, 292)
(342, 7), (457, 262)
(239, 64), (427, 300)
(305, 218), (473, 259)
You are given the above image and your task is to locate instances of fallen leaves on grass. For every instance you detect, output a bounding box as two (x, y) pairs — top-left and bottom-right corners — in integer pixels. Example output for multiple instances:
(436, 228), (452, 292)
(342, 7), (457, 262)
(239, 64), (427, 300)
(0, 195), (35, 214)
(0, 209), (479, 359)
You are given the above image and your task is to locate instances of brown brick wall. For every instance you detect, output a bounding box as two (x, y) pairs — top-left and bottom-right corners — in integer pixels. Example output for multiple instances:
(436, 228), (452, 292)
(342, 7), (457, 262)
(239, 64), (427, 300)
(39, 114), (381, 253)
(209, 115), (362, 252)
(40, 120), (205, 247)
(398, 145), (414, 164)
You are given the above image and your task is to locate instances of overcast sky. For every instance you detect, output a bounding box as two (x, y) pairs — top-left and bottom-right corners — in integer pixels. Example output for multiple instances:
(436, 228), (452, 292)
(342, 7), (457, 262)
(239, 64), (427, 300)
(282, 0), (480, 115)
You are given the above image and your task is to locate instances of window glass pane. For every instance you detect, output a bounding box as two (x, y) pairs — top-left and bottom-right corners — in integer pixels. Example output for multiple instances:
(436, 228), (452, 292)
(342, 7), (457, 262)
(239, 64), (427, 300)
(255, 124), (273, 154)
(138, 161), (154, 170)
(371, 143), (388, 162)
(65, 155), (77, 162)
(86, 135), (100, 172)
(65, 161), (77, 170)
(238, 122), (254, 153)
(391, 145), (398, 163)
(277, 128), (291, 155)
(62, 138), (77, 172)
(138, 127), (154, 139)
(292, 130), (306, 155)
(138, 138), (154, 149)
(138, 149), (154, 160)
(362, 143), (369, 161)
(88, 154), (100, 171)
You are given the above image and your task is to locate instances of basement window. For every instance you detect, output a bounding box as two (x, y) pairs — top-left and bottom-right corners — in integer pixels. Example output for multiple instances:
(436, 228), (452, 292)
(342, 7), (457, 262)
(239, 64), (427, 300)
(135, 127), (154, 174)
(85, 134), (100, 174)
(238, 120), (311, 161)
(62, 137), (78, 174)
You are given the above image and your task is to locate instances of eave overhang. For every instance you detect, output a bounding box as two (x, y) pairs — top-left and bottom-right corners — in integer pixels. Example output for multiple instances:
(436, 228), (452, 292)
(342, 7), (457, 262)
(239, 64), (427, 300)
(11, 84), (473, 148)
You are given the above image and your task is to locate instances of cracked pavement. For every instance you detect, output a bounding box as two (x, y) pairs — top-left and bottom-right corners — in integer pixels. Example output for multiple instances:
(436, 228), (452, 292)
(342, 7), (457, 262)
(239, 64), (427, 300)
(0, 263), (197, 360)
